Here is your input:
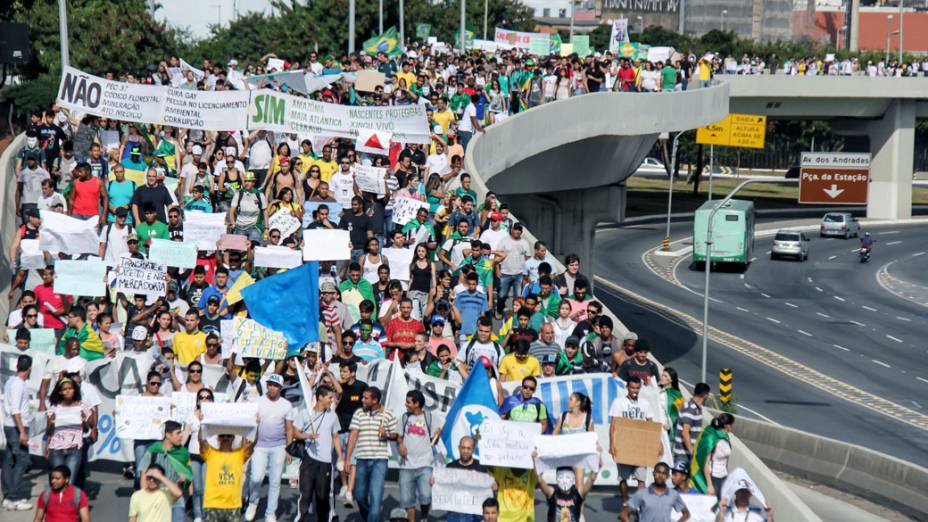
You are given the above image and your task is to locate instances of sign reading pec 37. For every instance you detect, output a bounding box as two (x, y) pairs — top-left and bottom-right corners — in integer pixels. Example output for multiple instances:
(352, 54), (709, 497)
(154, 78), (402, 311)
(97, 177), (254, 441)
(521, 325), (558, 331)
(799, 152), (871, 205)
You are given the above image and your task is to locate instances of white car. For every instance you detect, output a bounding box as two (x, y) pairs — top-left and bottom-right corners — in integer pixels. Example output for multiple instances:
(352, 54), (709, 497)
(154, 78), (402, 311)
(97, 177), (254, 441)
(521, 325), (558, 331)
(771, 229), (810, 261)
(636, 157), (666, 175)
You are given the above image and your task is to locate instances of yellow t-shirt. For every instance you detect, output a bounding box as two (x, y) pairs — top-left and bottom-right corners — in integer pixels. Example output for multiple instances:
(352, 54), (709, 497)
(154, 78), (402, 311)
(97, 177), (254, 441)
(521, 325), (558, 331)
(491, 467), (537, 522)
(314, 158), (338, 183)
(173, 331), (206, 366)
(396, 71), (417, 88)
(699, 61), (711, 81)
(202, 446), (249, 509)
(498, 354), (541, 381)
(433, 109), (456, 135)
(128, 488), (174, 522)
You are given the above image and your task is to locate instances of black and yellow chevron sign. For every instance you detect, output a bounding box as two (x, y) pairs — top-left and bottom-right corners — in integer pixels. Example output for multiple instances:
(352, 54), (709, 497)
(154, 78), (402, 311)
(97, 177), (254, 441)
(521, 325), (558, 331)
(719, 368), (733, 405)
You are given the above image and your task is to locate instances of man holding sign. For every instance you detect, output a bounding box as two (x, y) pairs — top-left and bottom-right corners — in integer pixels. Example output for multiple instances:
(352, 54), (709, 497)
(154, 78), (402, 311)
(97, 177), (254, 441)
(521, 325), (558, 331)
(609, 376), (661, 504)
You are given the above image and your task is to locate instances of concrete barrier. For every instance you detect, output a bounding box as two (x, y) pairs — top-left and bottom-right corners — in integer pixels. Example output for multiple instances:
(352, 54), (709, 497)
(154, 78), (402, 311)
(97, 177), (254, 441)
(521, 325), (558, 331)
(725, 412), (928, 519)
(0, 134), (24, 322)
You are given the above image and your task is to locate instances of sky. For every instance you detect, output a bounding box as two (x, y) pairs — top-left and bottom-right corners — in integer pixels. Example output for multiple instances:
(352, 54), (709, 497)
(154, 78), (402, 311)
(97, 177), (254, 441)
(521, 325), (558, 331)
(154, 0), (275, 40)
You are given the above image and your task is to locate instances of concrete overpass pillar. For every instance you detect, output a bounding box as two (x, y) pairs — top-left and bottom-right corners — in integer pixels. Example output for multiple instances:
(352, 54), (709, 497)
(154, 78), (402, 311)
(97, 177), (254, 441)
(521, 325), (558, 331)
(866, 99), (914, 220)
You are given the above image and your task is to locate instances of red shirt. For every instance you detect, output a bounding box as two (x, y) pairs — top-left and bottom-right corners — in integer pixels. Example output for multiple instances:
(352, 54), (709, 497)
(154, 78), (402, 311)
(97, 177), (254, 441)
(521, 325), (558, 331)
(34, 282), (69, 329)
(36, 485), (88, 522)
(71, 177), (101, 217)
(386, 317), (424, 357)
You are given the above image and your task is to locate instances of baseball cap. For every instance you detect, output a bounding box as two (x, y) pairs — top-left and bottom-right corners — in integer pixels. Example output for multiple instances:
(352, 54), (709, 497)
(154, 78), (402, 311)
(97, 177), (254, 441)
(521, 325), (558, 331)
(320, 281), (338, 293)
(131, 326), (149, 341)
(266, 374), (284, 387)
(115, 207), (129, 218)
(243, 171), (257, 182)
(541, 354), (557, 365)
(565, 335), (580, 347)
(126, 232), (140, 243)
(672, 461), (690, 475)
(489, 212), (502, 222)
(207, 295), (221, 305)
(430, 315), (445, 326)
(191, 144), (204, 155)
(622, 331), (639, 342)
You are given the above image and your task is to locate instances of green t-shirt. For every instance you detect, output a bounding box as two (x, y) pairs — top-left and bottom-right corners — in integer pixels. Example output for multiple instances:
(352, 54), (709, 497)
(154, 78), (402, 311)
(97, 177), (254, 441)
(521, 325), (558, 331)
(661, 67), (678, 90)
(507, 402), (547, 423)
(135, 221), (169, 253)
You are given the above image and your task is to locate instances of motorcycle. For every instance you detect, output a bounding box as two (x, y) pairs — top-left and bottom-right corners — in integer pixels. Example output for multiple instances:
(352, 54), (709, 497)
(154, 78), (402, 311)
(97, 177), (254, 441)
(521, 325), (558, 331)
(859, 247), (871, 263)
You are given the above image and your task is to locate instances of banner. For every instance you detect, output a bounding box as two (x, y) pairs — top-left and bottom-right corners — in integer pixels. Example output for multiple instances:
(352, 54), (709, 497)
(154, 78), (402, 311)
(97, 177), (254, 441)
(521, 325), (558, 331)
(6, 328), (56, 353)
(19, 238), (46, 269)
(117, 257), (167, 298)
(39, 210), (100, 255)
(254, 246), (303, 269)
(432, 467), (495, 516)
(57, 66), (165, 123)
(163, 87), (251, 131)
(114, 395), (172, 439)
(170, 391), (197, 423)
(355, 165), (387, 195)
(54, 259), (106, 297)
(494, 28), (549, 51)
(302, 229), (351, 261)
(184, 211), (228, 251)
(534, 431), (599, 472)
(609, 19), (629, 54)
(201, 402), (258, 437)
(573, 35), (591, 57)
(232, 316), (289, 359)
(148, 238), (197, 269)
(477, 420), (541, 469)
(267, 209), (301, 238)
(392, 197), (430, 226)
(529, 37), (551, 56)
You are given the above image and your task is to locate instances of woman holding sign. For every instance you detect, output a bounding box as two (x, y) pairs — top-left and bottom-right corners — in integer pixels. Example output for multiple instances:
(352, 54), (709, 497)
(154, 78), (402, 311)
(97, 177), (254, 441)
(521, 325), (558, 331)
(46, 376), (93, 484)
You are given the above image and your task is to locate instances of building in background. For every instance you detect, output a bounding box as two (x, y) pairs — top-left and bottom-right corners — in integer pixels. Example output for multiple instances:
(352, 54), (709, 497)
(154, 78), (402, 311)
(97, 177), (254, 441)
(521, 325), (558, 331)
(524, 0), (601, 34)
(792, 1), (928, 52)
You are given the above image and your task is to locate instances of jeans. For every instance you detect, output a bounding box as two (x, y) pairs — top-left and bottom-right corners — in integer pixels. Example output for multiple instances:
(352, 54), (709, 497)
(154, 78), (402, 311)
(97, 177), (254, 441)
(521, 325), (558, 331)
(407, 290), (428, 321)
(459, 131), (474, 151)
(192, 458), (206, 519)
(448, 514), (483, 522)
(354, 458), (387, 522)
(1, 427), (30, 501)
(497, 274), (522, 313)
(49, 447), (82, 484)
(248, 445), (286, 518)
(76, 436), (92, 488)
(297, 457), (333, 522)
(398, 467), (432, 509)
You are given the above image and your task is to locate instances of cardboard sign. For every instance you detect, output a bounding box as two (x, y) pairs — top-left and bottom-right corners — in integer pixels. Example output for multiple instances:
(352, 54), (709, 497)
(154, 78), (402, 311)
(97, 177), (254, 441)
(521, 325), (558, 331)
(114, 395), (172, 439)
(477, 420), (541, 469)
(267, 209), (301, 238)
(117, 257), (166, 298)
(611, 418), (663, 468)
(218, 233), (249, 251)
(355, 69), (386, 92)
(54, 259), (106, 297)
(432, 467), (495, 516)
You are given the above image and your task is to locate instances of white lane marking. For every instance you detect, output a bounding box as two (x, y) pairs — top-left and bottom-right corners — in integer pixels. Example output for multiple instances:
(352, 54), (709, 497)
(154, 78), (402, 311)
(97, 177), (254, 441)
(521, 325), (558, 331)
(886, 334), (904, 343)
(914, 252), (926, 257)
(832, 344), (850, 352)
(862, 305), (878, 312)
(897, 316), (911, 322)
(785, 302), (799, 308)
(816, 312), (830, 318)
(887, 240), (903, 246)
(872, 359), (891, 368)
(765, 250), (771, 255)
(828, 255), (838, 260)
(913, 401), (922, 409)
(761, 293), (771, 298)
(815, 286), (824, 292)
(849, 249), (859, 253)
(743, 283), (751, 289)
(736, 307), (750, 312)
(766, 317), (781, 324)
(750, 257), (757, 263)
(849, 320), (866, 327)
(807, 277), (813, 283)
(918, 377), (928, 385)
(709, 297), (722, 304)
(879, 231), (900, 235)
(833, 296), (846, 302)
(798, 329), (813, 337)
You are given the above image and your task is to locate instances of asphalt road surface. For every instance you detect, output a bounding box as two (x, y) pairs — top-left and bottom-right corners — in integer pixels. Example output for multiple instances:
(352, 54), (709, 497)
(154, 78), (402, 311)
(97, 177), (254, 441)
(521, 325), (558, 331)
(593, 220), (928, 468)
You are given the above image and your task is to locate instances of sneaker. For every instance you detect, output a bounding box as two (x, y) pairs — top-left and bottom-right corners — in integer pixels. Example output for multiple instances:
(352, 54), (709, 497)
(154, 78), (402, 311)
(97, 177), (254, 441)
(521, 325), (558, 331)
(244, 503), (258, 521)
(14, 500), (33, 511)
(266, 516), (278, 522)
(344, 491), (354, 508)
(122, 464), (135, 480)
(337, 485), (347, 499)
(2, 499), (16, 510)
(194, 518), (203, 522)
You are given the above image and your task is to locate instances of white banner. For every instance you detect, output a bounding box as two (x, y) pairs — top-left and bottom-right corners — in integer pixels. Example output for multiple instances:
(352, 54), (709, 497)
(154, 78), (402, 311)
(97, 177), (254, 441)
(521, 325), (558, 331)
(432, 467), (495, 516)
(201, 401), (258, 437)
(302, 229), (351, 261)
(184, 211), (228, 251)
(392, 197), (430, 226)
(162, 87), (251, 131)
(39, 210), (100, 255)
(114, 395), (172, 440)
(57, 66), (165, 123)
(267, 209), (301, 238)
(117, 257), (167, 297)
(254, 246), (303, 269)
(170, 391), (197, 424)
(534, 431), (599, 472)
(494, 27), (549, 50)
(355, 165), (387, 195)
(54, 259), (106, 297)
(477, 420), (541, 469)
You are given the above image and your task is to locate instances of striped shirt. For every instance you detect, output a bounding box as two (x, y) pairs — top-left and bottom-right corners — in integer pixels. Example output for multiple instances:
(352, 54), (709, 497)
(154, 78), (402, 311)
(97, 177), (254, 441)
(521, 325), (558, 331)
(672, 399), (703, 463)
(349, 407), (397, 460)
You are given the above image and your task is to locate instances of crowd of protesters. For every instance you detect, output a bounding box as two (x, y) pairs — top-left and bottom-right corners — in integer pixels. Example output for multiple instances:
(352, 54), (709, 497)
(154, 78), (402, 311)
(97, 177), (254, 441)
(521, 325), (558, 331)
(3, 41), (775, 522)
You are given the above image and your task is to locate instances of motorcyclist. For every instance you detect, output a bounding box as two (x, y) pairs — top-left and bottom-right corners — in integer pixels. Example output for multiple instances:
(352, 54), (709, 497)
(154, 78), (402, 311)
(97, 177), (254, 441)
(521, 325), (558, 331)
(860, 232), (873, 251)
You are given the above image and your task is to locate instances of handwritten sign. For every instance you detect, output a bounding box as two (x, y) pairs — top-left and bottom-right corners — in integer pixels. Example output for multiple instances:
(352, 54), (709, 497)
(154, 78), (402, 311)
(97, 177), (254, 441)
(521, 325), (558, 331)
(254, 246), (303, 269)
(114, 395), (172, 439)
(148, 238), (197, 268)
(232, 316), (288, 359)
(170, 391), (197, 424)
(117, 257), (167, 297)
(355, 165), (386, 195)
(54, 259), (106, 297)
(477, 420), (541, 469)
(392, 197), (430, 226)
(302, 229), (351, 261)
(184, 211), (227, 250)
(432, 467), (495, 516)
(267, 209), (301, 238)
(218, 233), (249, 251)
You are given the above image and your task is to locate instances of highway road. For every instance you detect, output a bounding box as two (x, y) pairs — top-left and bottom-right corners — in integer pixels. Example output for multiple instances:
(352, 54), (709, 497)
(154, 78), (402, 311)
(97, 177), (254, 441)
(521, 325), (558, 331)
(592, 219), (928, 468)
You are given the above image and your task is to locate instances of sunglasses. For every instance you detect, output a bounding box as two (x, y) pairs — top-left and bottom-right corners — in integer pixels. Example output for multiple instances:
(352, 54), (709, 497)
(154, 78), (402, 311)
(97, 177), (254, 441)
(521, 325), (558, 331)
(26, 314), (38, 318)
(149, 381), (162, 386)
(522, 385), (536, 391)
(189, 369), (202, 374)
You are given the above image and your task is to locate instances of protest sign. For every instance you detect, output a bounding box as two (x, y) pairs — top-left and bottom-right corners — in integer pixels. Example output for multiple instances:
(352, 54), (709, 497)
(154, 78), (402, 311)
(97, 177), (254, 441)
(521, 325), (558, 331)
(432, 467), (495, 516)
(302, 229), (351, 261)
(54, 259), (106, 297)
(162, 88), (250, 131)
(148, 238), (197, 269)
(7, 328), (56, 354)
(232, 316), (288, 359)
(19, 239), (45, 269)
(267, 209), (301, 238)
(382, 247), (414, 282)
(677, 494), (718, 522)
(494, 28), (548, 50)
(355, 70), (386, 92)
(609, 19), (629, 53)
(254, 246), (303, 269)
(220, 320), (235, 360)
(573, 35), (591, 57)
(478, 420), (541, 469)
(302, 202), (343, 228)
(114, 395), (172, 439)
(57, 66), (166, 124)
(185, 211), (228, 250)
(170, 391), (197, 424)
(392, 197), (431, 226)
(611, 418), (663, 468)
(201, 401), (258, 436)
(721, 468), (766, 505)
(647, 46), (675, 64)
(218, 233), (249, 251)
(117, 257), (167, 297)
(39, 210), (100, 255)
(559, 43), (574, 57)
(225, 272), (255, 305)
(535, 431), (599, 472)
(529, 37), (550, 56)
(354, 165), (387, 195)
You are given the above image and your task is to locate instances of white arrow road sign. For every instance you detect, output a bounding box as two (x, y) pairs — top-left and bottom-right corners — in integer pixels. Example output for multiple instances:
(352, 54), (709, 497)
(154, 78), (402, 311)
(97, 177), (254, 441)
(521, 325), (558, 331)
(823, 184), (845, 199)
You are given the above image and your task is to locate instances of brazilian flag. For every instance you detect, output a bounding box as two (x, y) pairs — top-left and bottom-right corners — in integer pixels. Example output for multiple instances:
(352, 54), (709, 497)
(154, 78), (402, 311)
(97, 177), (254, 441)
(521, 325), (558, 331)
(549, 33), (562, 55)
(689, 425), (730, 493)
(363, 26), (402, 57)
(453, 28), (475, 48)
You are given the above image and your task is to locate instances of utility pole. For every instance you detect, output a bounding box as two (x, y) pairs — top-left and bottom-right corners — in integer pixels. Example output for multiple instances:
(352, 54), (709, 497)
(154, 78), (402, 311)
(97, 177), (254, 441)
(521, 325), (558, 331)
(460, 0), (466, 51)
(399, 0), (405, 51)
(848, 0), (860, 52)
(569, 0), (575, 41)
(349, 0), (356, 54)
(899, 0), (904, 65)
(484, 0), (489, 41)
(678, 0), (686, 34)
(58, 0), (69, 68)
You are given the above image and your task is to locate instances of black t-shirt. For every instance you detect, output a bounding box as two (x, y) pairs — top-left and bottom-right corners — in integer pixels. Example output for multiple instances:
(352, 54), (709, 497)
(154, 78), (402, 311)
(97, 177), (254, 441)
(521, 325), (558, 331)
(39, 124), (66, 158)
(364, 200), (386, 237)
(130, 184), (174, 223)
(546, 486), (583, 522)
(200, 315), (221, 335)
(185, 281), (210, 308)
(571, 320), (593, 340)
(586, 64), (604, 91)
(168, 224), (184, 241)
(335, 380), (367, 432)
(339, 213), (373, 248)
(618, 358), (660, 385)
(447, 459), (487, 473)
(332, 354), (362, 367)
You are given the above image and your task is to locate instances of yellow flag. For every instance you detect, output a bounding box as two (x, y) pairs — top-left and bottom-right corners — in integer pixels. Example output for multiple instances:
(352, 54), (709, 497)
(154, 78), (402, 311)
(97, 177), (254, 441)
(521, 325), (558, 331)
(225, 272), (255, 305)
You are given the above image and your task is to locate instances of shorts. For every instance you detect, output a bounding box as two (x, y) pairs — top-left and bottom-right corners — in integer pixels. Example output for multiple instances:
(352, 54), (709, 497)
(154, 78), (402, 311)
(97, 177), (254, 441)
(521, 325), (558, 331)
(204, 508), (240, 522)
(338, 432), (357, 465)
(398, 467), (433, 508)
(618, 464), (645, 483)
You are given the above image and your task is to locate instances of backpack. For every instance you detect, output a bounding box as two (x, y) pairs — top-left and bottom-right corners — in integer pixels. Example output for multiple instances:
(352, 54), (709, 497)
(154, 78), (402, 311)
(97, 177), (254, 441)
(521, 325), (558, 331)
(464, 337), (502, 369)
(401, 410), (433, 440)
(102, 222), (134, 251)
(41, 485), (82, 513)
(234, 378), (263, 402)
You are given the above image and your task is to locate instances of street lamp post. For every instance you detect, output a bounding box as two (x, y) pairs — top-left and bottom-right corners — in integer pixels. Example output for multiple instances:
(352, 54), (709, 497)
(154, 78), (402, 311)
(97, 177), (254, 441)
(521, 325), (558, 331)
(885, 14), (894, 64)
(349, 0), (356, 54)
(378, 0), (383, 34)
(700, 178), (799, 383)
(58, 0), (69, 68)
(484, 0), (489, 41)
(898, 0), (904, 65)
(663, 131), (687, 250)
(721, 10), (727, 32)
(460, 0), (466, 52)
(399, 0), (405, 51)
(636, 16), (644, 36)
(569, 0), (575, 41)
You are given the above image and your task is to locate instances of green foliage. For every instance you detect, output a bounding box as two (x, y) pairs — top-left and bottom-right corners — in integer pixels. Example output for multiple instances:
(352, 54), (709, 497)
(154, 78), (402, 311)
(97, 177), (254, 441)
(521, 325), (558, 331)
(1, 73), (58, 115)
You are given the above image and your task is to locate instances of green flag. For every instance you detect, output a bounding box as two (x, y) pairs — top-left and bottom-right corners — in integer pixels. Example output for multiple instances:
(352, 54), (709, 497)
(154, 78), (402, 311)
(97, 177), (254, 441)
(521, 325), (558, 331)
(689, 425), (729, 494)
(573, 35), (591, 57)
(363, 26), (402, 57)
(416, 23), (431, 39)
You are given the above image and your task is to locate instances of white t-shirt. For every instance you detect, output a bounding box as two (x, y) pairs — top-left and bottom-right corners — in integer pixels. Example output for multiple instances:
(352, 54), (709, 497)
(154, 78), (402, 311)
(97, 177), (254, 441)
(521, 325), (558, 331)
(248, 137), (274, 170)
(425, 153), (449, 176)
(457, 339), (502, 369)
(99, 224), (131, 267)
(2, 376), (29, 427)
(255, 395), (293, 448)
(478, 228), (507, 251)
(441, 237), (470, 268)
(458, 104), (477, 132)
(497, 235), (531, 276)
(608, 395), (654, 421)
(7, 309), (46, 328)
(710, 438), (731, 478)
(329, 170), (354, 208)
